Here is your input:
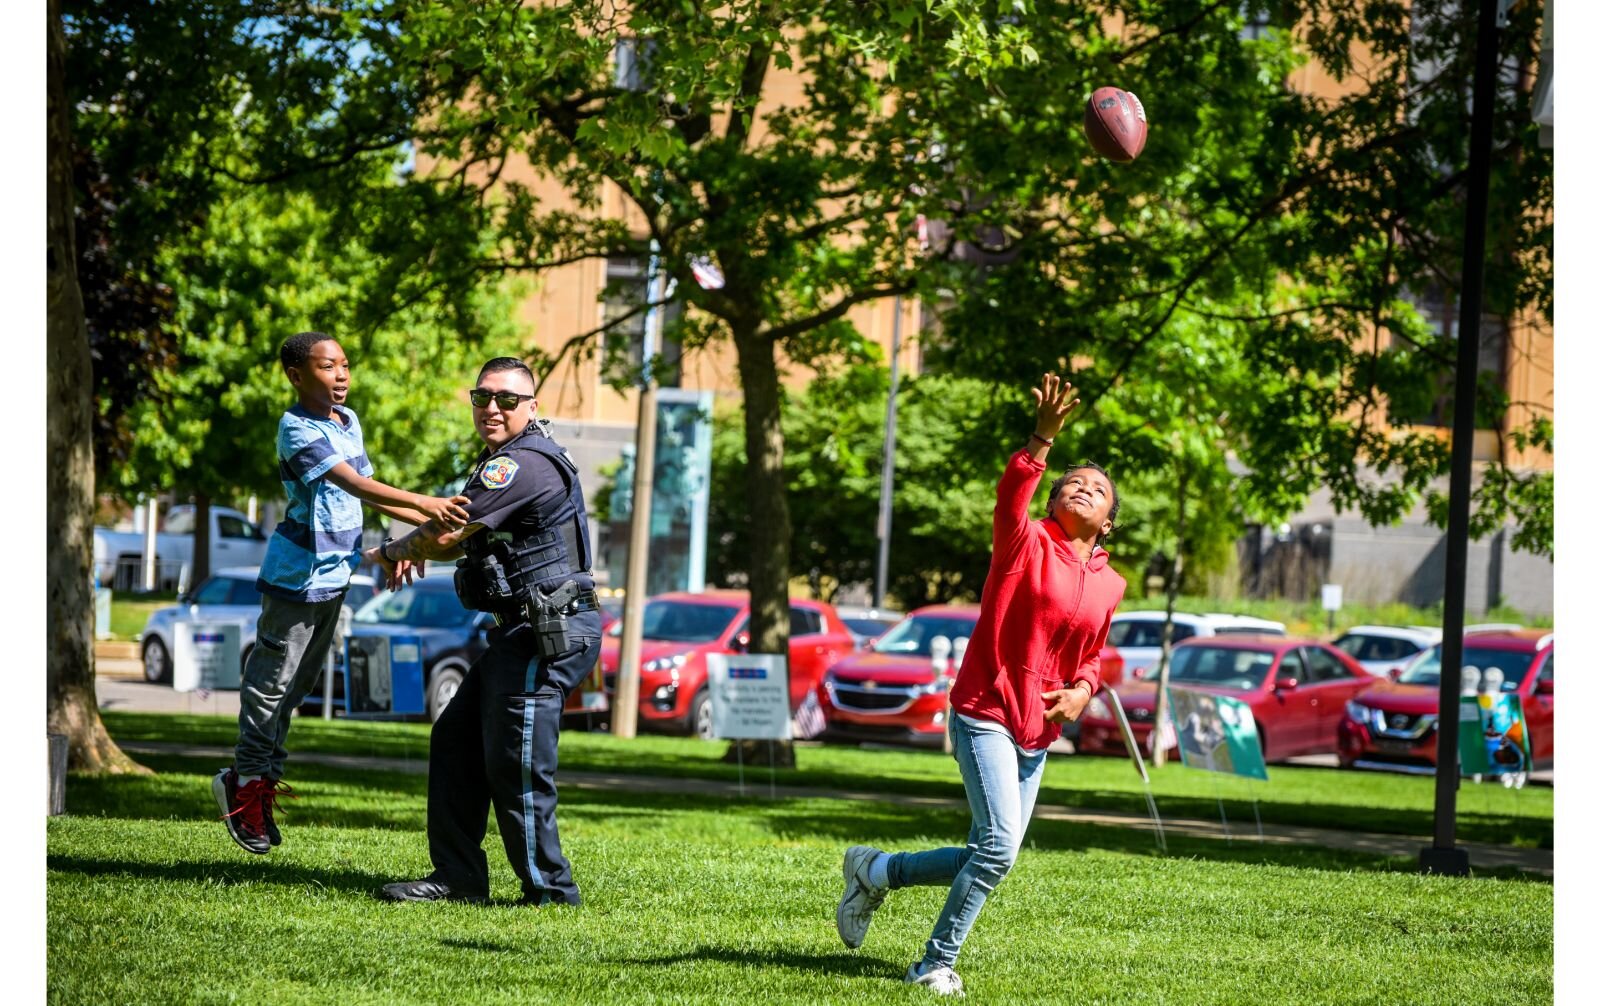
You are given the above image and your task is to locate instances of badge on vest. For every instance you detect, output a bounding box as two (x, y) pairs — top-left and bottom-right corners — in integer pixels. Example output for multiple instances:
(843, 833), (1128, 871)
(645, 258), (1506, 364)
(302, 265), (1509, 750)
(479, 456), (519, 490)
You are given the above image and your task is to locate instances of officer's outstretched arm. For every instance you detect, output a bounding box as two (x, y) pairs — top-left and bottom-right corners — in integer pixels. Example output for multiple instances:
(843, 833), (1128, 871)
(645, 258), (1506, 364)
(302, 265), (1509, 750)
(379, 519), (484, 565)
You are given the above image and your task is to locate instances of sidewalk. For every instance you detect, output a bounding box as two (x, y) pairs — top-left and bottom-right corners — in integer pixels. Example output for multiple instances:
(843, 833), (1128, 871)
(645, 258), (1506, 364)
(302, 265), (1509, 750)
(115, 741), (1552, 877)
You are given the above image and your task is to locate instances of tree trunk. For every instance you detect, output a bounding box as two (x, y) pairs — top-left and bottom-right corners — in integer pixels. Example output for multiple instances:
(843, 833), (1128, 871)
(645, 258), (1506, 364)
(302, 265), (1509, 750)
(1149, 460), (1187, 769)
(46, 0), (146, 775)
(721, 323), (795, 768)
(191, 490), (212, 590)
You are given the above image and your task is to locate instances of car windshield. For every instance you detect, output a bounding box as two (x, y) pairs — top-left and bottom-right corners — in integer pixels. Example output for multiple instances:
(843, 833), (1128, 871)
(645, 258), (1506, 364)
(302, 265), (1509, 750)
(1167, 646), (1277, 689)
(841, 616), (898, 638)
(1334, 633), (1423, 663)
(353, 588), (472, 628)
(1399, 644), (1537, 691)
(626, 600), (742, 643)
(873, 614), (978, 656)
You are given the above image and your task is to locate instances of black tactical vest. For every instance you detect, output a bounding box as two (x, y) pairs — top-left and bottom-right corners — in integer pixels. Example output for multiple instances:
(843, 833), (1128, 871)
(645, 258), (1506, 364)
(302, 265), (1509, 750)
(454, 421), (595, 614)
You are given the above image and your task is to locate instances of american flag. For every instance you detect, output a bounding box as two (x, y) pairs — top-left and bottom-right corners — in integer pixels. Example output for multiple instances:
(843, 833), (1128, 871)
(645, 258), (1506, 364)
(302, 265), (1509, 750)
(794, 686), (827, 739)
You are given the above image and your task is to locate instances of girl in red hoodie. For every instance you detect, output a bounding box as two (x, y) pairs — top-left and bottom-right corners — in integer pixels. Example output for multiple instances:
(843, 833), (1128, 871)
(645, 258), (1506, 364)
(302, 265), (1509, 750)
(834, 373), (1126, 996)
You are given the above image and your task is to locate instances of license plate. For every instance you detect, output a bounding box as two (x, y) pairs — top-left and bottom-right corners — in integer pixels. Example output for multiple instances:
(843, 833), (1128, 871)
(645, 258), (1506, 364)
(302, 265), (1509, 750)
(1376, 738), (1415, 755)
(581, 691), (608, 712)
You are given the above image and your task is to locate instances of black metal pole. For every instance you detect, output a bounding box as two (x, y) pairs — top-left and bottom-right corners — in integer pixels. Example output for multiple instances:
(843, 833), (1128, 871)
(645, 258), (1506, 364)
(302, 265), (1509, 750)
(1420, 0), (1502, 878)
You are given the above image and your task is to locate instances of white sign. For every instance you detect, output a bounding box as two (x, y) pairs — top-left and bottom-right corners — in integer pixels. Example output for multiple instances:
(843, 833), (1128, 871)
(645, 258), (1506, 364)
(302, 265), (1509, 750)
(173, 621), (241, 692)
(1320, 584), (1343, 612)
(705, 653), (792, 741)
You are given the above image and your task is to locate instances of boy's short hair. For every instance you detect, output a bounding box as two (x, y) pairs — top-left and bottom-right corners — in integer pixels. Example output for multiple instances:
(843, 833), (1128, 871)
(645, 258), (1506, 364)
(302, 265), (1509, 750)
(477, 356), (538, 390)
(280, 331), (335, 371)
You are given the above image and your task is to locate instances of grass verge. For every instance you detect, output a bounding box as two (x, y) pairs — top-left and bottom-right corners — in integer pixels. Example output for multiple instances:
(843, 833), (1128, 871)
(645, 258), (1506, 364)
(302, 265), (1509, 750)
(49, 751), (1552, 1005)
(100, 711), (1553, 849)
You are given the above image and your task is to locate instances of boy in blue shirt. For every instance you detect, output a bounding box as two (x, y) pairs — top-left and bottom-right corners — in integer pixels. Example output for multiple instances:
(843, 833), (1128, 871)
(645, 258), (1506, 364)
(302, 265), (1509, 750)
(214, 331), (471, 855)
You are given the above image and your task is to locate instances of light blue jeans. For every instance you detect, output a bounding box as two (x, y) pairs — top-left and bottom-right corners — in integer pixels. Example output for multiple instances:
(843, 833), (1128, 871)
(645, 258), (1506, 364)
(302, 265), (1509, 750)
(886, 713), (1049, 969)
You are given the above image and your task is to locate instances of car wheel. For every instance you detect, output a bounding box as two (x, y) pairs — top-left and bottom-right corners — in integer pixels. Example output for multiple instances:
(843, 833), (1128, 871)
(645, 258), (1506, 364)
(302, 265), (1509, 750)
(688, 688), (714, 741)
(141, 637), (172, 684)
(429, 665), (466, 723)
(1256, 726), (1269, 763)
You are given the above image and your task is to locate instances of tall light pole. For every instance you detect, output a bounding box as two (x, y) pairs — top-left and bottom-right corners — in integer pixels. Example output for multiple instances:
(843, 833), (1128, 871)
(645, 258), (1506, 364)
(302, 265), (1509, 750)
(1421, 0), (1507, 877)
(612, 247), (666, 739)
(874, 296), (904, 610)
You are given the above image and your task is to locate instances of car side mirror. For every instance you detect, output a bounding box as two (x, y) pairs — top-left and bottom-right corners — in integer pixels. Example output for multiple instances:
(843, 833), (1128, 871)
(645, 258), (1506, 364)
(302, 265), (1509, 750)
(177, 592), (194, 607)
(730, 631), (750, 653)
(1275, 677), (1299, 692)
(1386, 666), (1403, 682)
(1535, 678), (1553, 696)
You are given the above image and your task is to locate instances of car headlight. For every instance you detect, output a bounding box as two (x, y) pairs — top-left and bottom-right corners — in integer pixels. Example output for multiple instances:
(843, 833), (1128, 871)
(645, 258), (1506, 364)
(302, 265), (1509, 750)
(1086, 696), (1110, 720)
(642, 653), (690, 673)
(1345, 701), (1372, 725)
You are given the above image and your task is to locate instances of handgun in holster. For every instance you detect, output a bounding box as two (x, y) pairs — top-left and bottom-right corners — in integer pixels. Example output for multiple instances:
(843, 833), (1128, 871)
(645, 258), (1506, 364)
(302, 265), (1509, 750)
(528, 579), (580, 658)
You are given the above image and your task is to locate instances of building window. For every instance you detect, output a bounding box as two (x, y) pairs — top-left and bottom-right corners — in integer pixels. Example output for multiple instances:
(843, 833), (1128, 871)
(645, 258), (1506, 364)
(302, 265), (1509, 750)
(1239, 3), (1271, 41)
(1388, 284), (1508, 430)
(602, 257), (682, 387)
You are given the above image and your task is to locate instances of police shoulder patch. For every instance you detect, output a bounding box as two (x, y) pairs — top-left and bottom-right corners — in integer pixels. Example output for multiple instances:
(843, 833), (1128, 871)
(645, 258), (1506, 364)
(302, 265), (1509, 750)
(479, 455), (519, 490)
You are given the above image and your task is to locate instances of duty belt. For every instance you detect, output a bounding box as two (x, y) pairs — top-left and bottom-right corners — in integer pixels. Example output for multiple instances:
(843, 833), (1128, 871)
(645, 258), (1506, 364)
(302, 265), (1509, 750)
(493, 589), (601, 628)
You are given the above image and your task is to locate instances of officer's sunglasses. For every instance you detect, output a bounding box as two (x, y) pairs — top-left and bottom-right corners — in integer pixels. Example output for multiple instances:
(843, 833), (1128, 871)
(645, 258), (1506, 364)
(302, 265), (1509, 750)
(469, 388), (536, 410)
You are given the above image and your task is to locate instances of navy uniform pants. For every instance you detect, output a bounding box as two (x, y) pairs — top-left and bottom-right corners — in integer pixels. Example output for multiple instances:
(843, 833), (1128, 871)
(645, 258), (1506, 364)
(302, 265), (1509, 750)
(424, 613), (601, 904)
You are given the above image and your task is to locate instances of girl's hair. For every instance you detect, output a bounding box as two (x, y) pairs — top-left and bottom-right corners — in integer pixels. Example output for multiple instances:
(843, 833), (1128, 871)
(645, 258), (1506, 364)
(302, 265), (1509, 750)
(1047, 463), (1121, 545)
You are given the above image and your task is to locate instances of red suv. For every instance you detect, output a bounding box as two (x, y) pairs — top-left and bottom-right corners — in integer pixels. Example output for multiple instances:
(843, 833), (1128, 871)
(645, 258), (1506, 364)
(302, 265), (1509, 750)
(1337, 631), (1554, 773)
(818, 604), (1125, 747)
(596, 591), (856, 739)
(1076, 636), (1376, 762)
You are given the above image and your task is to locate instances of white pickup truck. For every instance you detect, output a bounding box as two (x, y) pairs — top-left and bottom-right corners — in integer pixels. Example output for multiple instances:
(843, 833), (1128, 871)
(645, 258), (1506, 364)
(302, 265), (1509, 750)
(93, 505), (271, 592)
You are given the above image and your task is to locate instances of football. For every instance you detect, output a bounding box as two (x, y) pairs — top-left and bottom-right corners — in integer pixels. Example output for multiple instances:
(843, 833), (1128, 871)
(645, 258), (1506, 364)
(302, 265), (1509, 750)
(1083, 86), (1148, 162)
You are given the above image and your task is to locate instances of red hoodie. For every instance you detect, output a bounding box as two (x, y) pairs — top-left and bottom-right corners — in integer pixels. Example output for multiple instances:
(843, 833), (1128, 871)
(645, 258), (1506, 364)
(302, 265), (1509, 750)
(949, 450), (1127, 750)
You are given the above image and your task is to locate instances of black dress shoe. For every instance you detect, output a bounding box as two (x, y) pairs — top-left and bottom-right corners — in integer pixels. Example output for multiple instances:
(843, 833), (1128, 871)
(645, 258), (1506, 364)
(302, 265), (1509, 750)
(379, 878), (488, 904)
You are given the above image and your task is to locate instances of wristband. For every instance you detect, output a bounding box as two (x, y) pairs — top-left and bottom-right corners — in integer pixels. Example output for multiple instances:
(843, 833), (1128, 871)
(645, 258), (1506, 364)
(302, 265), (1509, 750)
(380, 537), (396, 562)
(1030, 432), (1055, 446)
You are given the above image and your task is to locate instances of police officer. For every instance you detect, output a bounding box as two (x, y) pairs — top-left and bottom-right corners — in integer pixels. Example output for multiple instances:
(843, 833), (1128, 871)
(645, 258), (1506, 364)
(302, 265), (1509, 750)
(370, 357), (602, 906)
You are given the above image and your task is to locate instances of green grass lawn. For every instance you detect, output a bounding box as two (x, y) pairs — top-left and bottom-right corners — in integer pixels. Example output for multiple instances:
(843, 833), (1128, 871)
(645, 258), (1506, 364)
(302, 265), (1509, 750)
(100, 711), (1554, 850)
(109, 591), (178, 642)
(49, 749), (1552, 1004)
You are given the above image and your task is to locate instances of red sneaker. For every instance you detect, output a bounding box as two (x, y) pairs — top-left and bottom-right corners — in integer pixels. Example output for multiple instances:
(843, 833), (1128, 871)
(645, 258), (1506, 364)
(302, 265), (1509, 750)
(213, 768), (271, 854)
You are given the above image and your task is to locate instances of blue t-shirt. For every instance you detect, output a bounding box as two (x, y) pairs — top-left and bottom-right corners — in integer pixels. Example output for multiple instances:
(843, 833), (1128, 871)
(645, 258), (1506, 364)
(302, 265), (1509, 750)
(257, 404), (374, 602)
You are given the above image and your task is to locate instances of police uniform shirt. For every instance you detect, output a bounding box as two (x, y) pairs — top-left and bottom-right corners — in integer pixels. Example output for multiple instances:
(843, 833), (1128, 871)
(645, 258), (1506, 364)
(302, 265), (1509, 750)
(460, 434), (596, 593)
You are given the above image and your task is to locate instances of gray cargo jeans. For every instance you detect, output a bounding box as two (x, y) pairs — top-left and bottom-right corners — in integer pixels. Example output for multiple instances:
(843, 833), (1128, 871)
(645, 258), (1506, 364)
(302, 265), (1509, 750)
(234, 590), (346, 779)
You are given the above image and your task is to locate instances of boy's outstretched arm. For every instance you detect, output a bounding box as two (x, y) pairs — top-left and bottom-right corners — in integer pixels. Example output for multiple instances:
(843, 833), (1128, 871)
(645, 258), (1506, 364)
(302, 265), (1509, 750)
(364, 519), (480, 590)
(324, 461), (471, 529)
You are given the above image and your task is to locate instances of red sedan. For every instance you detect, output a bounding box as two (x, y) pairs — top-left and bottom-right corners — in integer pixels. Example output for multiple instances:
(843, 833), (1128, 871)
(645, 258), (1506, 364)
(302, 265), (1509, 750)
(595, 591), (856, 739)
(1337, 630), (1554, 773)
(819, 604), (1125, 747)
(1077, 636), (1377, 762)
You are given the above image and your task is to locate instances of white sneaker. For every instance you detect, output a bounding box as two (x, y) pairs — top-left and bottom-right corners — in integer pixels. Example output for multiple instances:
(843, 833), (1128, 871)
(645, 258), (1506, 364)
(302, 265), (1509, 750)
(905, 962), (965, 996)
(835, 844), (887, 949)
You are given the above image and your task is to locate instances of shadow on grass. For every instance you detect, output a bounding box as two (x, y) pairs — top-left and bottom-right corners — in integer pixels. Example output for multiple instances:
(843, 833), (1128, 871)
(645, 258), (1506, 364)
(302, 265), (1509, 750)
(46, 852), (397, 900)
(608, 945), (902, 979)
(102, 712), (1551, 848)
(65, 753), (1548, 883)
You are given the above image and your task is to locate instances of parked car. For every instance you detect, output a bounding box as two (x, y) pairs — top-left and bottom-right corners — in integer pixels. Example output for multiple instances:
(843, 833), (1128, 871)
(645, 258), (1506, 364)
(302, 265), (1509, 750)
(1076, 636), (1376, 762)
(833, 605), (905, 650)
(1337, 631), (1554, 773)
(818, 604), (1125, 747)
(594, 591), (857, 739)
(95, 505), (270, 593)
(1331, 625), (1441, 676)
(139, 567), (374, 684)
(1108, 611), (1287, 679)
